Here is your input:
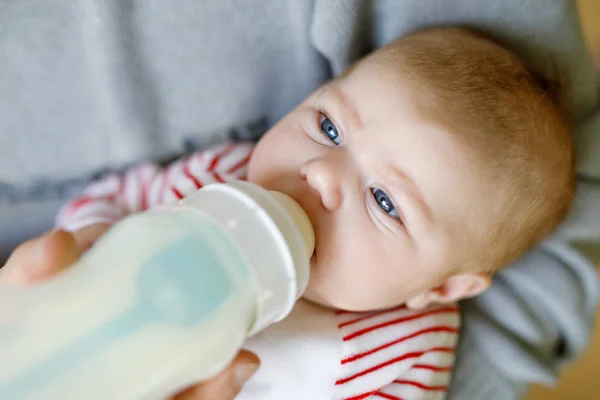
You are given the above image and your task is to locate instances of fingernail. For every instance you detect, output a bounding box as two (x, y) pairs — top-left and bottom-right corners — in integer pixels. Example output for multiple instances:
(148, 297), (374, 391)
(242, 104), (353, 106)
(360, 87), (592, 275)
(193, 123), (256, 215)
(233, 361), (259, 388)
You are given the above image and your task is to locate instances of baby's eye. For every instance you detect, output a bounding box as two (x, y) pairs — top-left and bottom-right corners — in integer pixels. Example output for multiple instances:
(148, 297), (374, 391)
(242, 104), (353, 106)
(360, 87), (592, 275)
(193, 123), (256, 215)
(319, 114), (340, 145)
(370, 188), (401, 220)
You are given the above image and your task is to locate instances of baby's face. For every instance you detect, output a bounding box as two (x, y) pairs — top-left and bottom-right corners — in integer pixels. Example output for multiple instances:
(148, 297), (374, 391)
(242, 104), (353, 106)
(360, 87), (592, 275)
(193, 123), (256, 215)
(248, 57), (487, 311)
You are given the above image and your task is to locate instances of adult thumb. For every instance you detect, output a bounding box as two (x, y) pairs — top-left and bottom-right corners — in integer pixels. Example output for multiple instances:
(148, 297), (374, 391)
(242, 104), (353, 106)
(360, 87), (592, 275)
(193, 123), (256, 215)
(1, 230), (80, 285)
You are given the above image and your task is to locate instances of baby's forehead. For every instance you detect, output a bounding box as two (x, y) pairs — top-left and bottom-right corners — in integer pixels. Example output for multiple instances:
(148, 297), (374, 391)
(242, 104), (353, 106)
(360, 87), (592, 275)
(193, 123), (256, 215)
(336, 29), (572, 274)
(345, 28), (522, 107)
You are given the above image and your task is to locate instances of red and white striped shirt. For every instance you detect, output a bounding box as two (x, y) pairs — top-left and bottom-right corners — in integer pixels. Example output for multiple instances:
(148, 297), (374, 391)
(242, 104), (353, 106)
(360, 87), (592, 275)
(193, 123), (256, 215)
(56, 142), (460, 400)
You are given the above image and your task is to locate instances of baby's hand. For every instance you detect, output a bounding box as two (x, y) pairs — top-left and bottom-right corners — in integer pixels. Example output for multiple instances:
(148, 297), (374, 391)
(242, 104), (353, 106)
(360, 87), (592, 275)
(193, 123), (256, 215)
(0, 223), (110, 285)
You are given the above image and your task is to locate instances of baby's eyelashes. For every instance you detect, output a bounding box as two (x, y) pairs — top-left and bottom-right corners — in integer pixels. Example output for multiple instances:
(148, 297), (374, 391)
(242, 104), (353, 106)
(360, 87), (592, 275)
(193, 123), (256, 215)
(319, 114), (341, 145)
(370, 188), (401, 221)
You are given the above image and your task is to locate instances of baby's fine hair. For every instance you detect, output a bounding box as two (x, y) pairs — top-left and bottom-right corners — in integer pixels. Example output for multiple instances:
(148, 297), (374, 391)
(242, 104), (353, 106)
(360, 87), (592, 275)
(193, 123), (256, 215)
(376, 27), (574, 272)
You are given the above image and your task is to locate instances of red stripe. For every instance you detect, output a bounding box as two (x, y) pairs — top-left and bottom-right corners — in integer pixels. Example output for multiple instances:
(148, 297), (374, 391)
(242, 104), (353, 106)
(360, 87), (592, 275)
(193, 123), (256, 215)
(212, 171), (226, 183)
(68, 196), (94, 214)
(172, 187), (184, 200)
(338, 305), (407, 328)
(335, 347), (453, 385)
(393, 379), (447, 391)
(67, 195), (119, 216)
(135, 168), (147, 211)
(374, 392), (404, 400)
(158, 169), (169, 204)
(225, 150), (252, 174)
(115, 175), (127, 211)
(344, 391), (377, 400)
(140, 182), (149, 210)
(118, 175), (125, 198)
(208, 143), (237, 171)
(342, 326), (458, 364)
(412, 364), (453, 372)
(183, 157), (204, 189)
(343, 306), (459, 341)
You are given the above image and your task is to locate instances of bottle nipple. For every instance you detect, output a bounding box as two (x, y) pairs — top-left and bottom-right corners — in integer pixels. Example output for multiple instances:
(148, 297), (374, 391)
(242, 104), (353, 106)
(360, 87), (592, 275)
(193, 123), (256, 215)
(267, 191), (315, 260)
(178, 181), (315, 332)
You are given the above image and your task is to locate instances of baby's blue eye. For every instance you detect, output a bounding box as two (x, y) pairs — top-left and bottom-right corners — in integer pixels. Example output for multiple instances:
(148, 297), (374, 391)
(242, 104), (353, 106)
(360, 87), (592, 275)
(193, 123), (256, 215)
(371, 188), (400, 220)
(320, 115), (340, 145)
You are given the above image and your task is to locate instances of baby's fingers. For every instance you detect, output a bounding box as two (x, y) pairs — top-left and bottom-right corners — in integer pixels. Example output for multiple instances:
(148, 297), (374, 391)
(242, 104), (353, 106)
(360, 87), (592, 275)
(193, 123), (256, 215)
(0, 230), (81, 286)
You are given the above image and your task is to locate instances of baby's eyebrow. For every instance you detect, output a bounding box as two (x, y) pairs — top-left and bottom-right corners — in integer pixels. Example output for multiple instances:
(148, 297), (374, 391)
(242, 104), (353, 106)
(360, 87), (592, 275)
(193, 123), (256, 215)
(322, 85), (363, 133)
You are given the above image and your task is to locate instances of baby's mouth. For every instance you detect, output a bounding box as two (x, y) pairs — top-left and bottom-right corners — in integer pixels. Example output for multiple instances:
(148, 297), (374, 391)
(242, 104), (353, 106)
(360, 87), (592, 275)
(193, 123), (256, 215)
(310, 251), (317, 267)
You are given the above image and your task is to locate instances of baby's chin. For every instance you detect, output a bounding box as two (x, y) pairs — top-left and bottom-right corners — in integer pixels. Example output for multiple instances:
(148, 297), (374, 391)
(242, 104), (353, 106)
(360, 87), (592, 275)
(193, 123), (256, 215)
(300, 290), (339, 310)
(300, 256), (405, 311)
(301, 285), (404, 313)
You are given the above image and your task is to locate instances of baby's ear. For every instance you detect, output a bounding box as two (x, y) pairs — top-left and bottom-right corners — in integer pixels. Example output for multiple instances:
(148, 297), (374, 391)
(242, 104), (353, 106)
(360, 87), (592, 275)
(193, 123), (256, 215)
(406, 273), (490, 309)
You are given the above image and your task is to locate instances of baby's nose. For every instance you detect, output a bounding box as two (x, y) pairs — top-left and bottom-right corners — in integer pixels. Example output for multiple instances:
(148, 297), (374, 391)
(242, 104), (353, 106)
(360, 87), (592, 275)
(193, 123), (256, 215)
(300, 159), (342, 211)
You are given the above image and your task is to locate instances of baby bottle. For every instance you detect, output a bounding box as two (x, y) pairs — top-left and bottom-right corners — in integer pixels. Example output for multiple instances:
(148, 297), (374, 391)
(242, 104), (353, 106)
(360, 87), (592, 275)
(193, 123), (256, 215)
(0, 181), (314, 400)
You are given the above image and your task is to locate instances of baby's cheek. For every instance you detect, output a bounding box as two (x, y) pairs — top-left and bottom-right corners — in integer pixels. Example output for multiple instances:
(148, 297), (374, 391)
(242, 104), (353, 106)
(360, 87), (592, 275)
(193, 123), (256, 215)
(302, 268), (351, 310)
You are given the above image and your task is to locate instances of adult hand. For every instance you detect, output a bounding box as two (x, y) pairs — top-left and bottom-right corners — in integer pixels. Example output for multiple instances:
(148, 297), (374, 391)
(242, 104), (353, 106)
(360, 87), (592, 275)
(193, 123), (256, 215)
(173, 350), (259, 400)
(0, 225), (110, 284)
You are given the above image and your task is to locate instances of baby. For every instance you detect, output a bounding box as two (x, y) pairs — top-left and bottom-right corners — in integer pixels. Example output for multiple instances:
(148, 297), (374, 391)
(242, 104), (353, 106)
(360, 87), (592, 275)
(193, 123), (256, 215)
(3, 28), (574, 399)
